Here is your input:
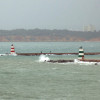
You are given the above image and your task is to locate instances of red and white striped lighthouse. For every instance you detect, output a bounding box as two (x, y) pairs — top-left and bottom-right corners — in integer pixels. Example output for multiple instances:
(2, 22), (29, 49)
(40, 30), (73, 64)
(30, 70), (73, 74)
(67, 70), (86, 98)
(10, 44), (16, 54)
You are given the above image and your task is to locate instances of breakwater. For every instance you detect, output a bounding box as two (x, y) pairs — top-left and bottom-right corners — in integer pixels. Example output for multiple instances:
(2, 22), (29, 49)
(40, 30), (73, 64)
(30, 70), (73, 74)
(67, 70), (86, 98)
(47, 59), (100, 63)
(80, 59), (100, 62)
(48, 60), (74, 63)
(16, 52), (100, 56)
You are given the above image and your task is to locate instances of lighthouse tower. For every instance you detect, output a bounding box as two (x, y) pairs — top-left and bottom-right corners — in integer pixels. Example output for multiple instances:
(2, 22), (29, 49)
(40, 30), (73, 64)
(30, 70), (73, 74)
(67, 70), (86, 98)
(10, 44), (16, 55)
(78, 46), (84, 60)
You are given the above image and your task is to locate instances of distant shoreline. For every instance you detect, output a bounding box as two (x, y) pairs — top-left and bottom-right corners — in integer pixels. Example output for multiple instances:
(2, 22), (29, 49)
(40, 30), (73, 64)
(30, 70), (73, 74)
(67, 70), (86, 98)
(0, 29), (100, 42)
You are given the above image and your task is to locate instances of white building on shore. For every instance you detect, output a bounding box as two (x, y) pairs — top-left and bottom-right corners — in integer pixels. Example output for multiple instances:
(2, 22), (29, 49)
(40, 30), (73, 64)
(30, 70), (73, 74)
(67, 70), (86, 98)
(83, 25), (96, 32)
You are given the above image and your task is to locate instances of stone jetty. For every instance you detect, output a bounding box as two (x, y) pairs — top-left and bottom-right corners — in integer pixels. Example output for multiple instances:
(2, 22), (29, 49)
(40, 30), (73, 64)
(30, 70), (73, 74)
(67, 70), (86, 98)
(16, 52), (100, 56)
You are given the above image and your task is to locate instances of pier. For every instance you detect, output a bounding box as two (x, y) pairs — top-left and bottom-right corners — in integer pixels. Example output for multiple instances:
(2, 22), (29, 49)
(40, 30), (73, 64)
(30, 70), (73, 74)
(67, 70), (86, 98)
(16, 52), (100, 56)
(48, 60), (74, 63)
(47, 59), (100, 63)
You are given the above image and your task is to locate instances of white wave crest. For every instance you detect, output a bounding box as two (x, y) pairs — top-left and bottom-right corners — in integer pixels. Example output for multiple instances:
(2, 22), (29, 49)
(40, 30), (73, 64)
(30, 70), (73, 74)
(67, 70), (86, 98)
(0, 53), (17, 56)
(74, 59), (100, 65)
(39, 55), (50, 62)
(0, 54), (7, 56)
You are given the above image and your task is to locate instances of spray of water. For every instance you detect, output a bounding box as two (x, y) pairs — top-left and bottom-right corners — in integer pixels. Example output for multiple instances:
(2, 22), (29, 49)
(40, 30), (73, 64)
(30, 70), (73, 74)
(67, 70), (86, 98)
(39, 55), (50, 62)
(74, 59), (100, 65)
(0, 54), (7, 56)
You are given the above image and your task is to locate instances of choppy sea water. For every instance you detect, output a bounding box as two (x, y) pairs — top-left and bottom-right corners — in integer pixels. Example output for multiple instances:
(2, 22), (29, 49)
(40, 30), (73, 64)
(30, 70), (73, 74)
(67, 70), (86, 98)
(0, 42), (100, 100)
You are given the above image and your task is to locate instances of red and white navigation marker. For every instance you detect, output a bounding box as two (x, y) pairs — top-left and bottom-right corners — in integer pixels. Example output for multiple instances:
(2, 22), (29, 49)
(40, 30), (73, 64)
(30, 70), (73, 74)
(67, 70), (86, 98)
(10, 44), (16, 55)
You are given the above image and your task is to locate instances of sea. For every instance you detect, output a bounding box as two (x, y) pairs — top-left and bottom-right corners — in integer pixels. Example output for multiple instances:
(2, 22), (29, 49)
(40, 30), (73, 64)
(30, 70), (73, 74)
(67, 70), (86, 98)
(0, 42), (100, 100)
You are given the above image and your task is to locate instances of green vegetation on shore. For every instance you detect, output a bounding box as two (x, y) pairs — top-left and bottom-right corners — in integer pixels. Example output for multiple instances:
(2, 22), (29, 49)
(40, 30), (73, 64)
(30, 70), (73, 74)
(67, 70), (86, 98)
(0, 29), (100, 42)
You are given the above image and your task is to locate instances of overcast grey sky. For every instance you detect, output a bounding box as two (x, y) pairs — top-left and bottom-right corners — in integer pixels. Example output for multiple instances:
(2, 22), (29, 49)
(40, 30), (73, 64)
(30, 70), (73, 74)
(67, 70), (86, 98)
(0, 0), (100, 30)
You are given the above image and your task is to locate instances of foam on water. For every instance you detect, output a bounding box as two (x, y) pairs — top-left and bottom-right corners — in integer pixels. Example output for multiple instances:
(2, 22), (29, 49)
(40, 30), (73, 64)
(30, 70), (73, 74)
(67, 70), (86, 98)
(74, 59), (100, 65)
(39, 55), (50, 62)
(9, 53), (17, 56)
(0, 53), (17, 56)
(0, 54), (7, 56)
(58, 59), (100, 65)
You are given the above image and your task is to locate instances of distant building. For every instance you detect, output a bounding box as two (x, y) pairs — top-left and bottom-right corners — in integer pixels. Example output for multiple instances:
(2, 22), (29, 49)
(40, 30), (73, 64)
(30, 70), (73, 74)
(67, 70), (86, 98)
(83, 25), (96, 32)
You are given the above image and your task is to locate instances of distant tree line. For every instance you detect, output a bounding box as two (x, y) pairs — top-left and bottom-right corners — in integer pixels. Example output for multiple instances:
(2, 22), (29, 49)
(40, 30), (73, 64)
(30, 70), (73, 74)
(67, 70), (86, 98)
(0, 29), (100, 41)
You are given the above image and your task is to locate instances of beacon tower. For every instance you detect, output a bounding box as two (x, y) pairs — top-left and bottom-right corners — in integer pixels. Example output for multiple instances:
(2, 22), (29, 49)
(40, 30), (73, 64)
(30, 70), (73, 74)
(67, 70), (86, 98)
(78, 46), (84, 60)
(10, 44), (16, 55)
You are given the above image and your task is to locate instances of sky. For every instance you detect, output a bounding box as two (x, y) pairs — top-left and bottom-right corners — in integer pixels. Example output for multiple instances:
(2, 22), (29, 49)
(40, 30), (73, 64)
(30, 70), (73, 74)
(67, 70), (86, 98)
(0, 0), (100, 31)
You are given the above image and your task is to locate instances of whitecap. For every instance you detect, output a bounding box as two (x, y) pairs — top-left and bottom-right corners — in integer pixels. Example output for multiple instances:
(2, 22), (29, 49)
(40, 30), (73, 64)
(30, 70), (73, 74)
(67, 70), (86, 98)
(39, 55), (50, 62)
(74, 59), (99, 65)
